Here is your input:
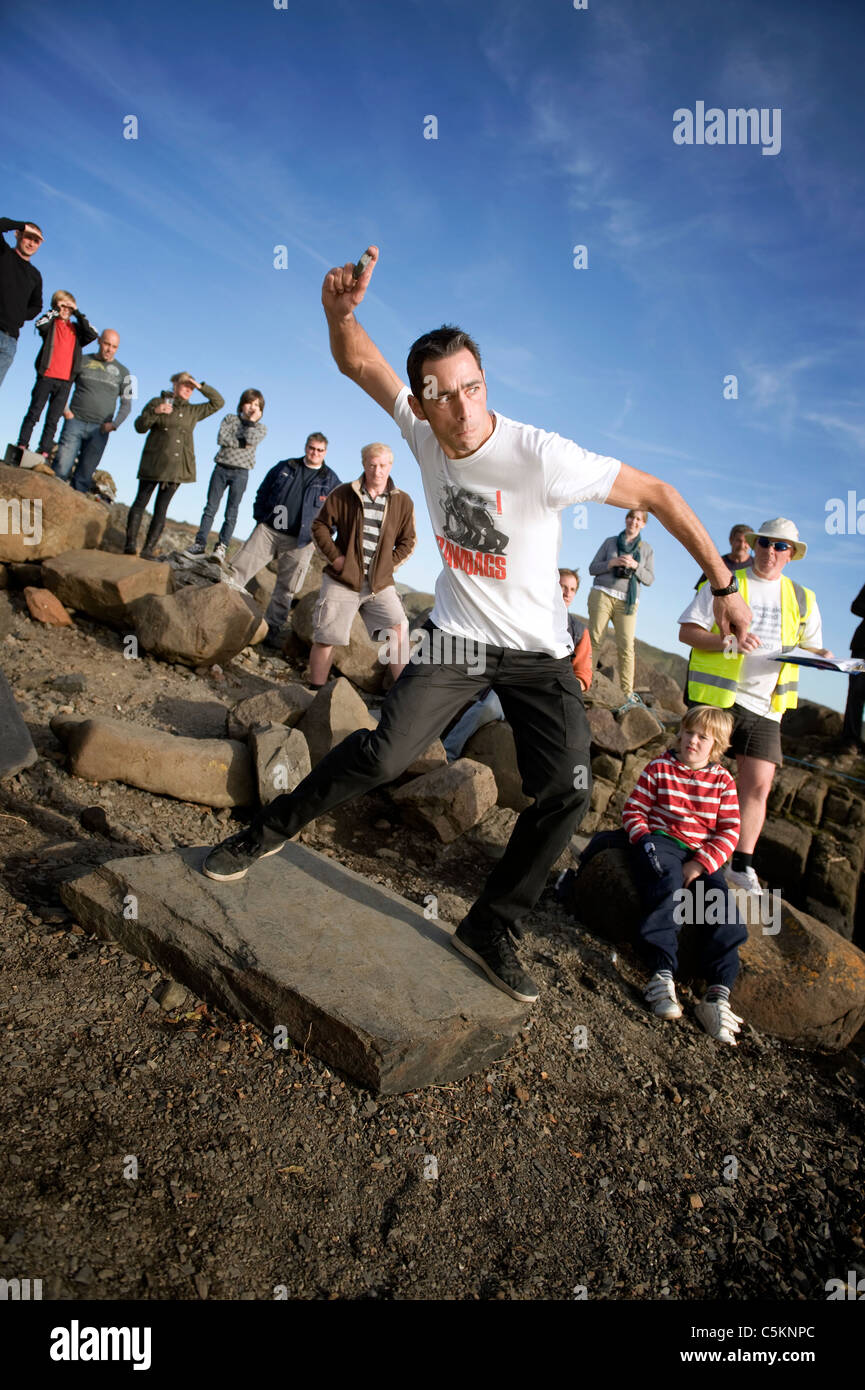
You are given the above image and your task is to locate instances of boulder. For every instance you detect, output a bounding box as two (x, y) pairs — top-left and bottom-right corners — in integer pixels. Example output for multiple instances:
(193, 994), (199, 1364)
(791, 777), (827, 824)
(60, 844), (527, 1094)
(591, 752), (622, 783)
(753, 817), (813, 893)
(23, 586), (74, 627)
(291, 591), (388, 693)
(781, 700), (843, 740)
(0, 464), (108, 560)
(391, 758), (497, 843)
(0, 667), (38, 778)
(226, 684), (315, 739)
(569, 844), (865, 1050)
(296, 677), (377, 765)
(463, 720), (531, 812)
(767, 765), (809, 817)
(401, 590), (436, 622)
(802, 831), (860, 939)
(249, 724), (311, 805)
(41, 549), (174, 627)
(467, 805), (519, 859)
(50, 715), (254, 808)
(405, 739), (448, 777)
(131, 583), (264, 668)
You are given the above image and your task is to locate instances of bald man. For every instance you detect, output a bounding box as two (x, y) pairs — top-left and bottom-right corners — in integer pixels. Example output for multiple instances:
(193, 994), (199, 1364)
(54, 328), (134, 493)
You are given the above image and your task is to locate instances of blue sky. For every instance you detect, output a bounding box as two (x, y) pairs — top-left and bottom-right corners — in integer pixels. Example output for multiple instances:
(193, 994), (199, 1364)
(1, 0), (863, 710)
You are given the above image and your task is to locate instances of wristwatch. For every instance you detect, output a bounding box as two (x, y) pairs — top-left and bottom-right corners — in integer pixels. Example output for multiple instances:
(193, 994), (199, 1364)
(710, 577), (739, 596)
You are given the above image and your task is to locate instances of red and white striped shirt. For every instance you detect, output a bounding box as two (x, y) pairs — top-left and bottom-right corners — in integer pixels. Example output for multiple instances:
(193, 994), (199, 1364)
(621, 749), (740, 875)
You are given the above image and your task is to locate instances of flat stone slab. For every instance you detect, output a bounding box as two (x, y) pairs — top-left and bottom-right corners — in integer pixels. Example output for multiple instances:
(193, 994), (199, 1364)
(0, 666), (38, 778)
(60, 844), (527, 1093)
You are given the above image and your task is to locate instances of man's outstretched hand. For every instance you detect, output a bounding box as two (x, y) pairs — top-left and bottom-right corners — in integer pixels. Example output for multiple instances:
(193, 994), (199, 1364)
(713, 591), (753, 645)
(322, 246), (378, 321)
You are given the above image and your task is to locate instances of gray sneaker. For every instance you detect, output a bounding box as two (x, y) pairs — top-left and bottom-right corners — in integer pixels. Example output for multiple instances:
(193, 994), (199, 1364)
(183, 542), (207, 558)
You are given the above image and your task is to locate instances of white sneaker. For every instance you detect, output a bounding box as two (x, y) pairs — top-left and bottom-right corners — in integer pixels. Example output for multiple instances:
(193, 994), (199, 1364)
(695, 996), (744, 1046)
(644, 971), (682, 1020)
(213, 542), (227, 561)
(725, 865), (763, 895)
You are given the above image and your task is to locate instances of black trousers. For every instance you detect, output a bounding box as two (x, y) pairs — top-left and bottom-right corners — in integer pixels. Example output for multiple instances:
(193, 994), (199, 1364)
(18, 375), (73, 452)
(125, 480), (180, 554)
(256, 624), (593, 939)
(843, 672), (865, 745)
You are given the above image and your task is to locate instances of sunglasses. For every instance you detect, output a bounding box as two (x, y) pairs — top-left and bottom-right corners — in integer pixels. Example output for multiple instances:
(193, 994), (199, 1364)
(757, 538), (791, 552)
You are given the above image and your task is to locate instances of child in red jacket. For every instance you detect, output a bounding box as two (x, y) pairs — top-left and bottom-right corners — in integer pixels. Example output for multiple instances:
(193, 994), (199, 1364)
(622, 705), (747, 1044)
(17, 290), (97, 456)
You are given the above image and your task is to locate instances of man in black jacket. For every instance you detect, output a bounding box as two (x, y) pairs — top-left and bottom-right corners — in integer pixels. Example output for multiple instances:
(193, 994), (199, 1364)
(842, 581), (865, 751)
(227, 433), (341, 643)
(0, 217), (44, 392)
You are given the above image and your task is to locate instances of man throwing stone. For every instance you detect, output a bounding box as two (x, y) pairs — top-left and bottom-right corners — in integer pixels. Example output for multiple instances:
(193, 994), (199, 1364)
(308, 442), (415, 689)
(203, 246), (751, 1005)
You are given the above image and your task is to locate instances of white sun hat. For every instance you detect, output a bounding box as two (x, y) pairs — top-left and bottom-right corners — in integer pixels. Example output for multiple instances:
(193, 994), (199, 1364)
(744, 517), (807, 561)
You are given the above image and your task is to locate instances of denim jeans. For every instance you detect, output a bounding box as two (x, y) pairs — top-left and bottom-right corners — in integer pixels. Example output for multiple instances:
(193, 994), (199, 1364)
(0, 330), (16, 390)
(195, 464), (249, 547)
(442, 688), (504, 760)
(54, 417), (110, 491)
(630, 835), (746, 988)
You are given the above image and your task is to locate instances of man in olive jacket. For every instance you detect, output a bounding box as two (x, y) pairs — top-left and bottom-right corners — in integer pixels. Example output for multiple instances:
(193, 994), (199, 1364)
(125, 373), (223, 559)
(309, 442), (416, 687)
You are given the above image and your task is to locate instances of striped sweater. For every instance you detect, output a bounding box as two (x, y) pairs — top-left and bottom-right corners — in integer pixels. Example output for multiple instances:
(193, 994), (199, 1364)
(621, 749), (740, 875)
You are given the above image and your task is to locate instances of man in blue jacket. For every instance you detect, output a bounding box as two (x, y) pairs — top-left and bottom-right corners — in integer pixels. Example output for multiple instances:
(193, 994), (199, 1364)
(228, 433), (340, 643)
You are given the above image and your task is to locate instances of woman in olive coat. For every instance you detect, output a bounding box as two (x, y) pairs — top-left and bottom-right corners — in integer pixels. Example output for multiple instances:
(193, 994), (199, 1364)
(125, 372), (224, 559)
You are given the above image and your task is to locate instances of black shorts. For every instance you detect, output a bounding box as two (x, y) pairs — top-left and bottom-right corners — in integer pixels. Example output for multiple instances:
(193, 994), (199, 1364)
(729, 703), (783, 765)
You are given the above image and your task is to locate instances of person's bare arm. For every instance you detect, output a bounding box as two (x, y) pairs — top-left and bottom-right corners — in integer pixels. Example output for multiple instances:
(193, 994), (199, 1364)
(679, 622), (761, 654)
(321, 246), (405, 414)
(606, 463), (752, 642)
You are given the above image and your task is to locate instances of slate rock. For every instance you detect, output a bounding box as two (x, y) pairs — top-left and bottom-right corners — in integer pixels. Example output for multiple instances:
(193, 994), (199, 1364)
(462, 720), (531, 812)
(296, 677), (377, 765)
(0, 463), (108, 560)
(23, 586), (74, 627)
(131, 583), (265, 668)
(60, 844), (527, 1094)
(391, 758), (497, 842)
(42, 549), (174, 627)
(50, 714), (254, 808)
(249, 724), (311, 805)
(0, 666), (38, 779)
(226, 684), (315, 739)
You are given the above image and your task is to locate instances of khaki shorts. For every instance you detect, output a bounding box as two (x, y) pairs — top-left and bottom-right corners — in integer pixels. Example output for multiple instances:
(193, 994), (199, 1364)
(312, 572), (407, 647)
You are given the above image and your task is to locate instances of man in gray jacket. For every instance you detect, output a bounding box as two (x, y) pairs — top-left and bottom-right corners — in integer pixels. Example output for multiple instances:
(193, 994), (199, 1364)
(586, 508), (654, 708)
(53, 329), (133, 492)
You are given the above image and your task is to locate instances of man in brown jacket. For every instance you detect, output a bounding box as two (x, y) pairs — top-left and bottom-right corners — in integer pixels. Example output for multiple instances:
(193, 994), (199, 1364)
(309, 442), (416, 687)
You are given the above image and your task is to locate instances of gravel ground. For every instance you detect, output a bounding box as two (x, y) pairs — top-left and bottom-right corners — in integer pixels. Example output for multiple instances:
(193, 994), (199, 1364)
(1, 582), (864, 1303)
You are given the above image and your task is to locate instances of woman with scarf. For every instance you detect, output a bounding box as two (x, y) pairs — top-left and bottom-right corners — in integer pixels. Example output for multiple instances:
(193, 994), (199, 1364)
(587, 509), (654, 712)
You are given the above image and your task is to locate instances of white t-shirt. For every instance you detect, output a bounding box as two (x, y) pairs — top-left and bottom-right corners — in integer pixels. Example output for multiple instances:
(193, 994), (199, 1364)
(678, 566), (823, 720)
(392, 387), (621, 654)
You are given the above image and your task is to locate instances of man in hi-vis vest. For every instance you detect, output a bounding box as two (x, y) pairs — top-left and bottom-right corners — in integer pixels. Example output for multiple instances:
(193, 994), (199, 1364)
(678, 518), (832, 895)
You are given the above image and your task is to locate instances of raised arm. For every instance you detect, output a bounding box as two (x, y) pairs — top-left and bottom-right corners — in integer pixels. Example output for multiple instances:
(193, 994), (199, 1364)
(321, 246), (405, 415)
(606, 463), (751, 643)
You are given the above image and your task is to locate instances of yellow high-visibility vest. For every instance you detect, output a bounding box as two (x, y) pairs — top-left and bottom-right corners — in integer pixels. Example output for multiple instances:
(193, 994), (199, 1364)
(687, 568), (814, 713)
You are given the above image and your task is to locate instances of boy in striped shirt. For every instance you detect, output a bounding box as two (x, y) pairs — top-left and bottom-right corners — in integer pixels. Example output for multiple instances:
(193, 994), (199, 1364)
(622, 705), (747, 1044)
